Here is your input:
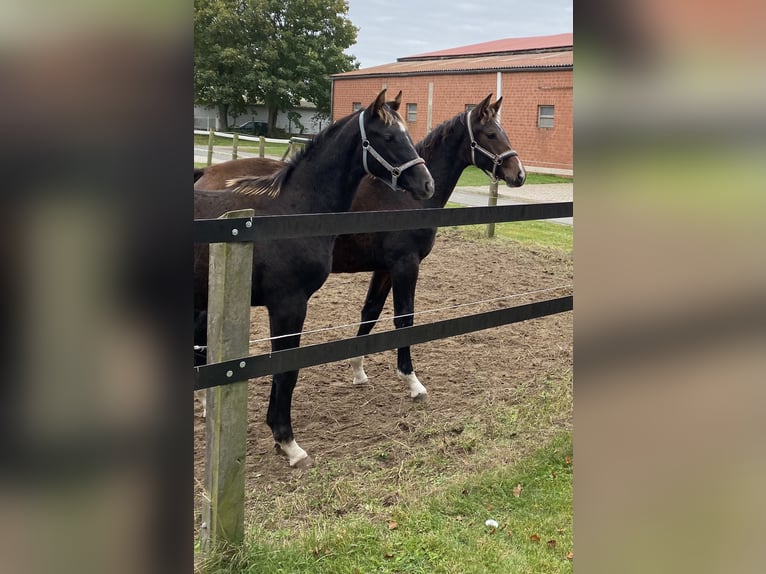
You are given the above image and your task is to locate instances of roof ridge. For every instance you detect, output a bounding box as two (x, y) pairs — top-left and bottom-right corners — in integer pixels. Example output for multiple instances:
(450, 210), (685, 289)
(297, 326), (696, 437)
(331, 49), (572, 79)
(400, 33), (573, 61)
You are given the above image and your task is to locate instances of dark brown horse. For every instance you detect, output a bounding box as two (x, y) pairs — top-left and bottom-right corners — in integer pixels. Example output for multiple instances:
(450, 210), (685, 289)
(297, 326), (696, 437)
(332, 93), (525, 399)
(195, 90), (434, 467)
(195, 94), (524, 405)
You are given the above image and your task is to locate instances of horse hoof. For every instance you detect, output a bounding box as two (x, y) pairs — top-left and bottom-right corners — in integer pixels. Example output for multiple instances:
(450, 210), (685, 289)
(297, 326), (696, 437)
(353, 374), (369, 385)
(291, 455), (314, 469)
(412, 392), (428, 403)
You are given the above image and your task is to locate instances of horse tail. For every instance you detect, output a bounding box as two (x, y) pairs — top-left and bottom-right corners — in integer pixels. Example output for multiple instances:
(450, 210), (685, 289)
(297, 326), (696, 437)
(194, 168), (205, 183)
(227, 173), (283, 198)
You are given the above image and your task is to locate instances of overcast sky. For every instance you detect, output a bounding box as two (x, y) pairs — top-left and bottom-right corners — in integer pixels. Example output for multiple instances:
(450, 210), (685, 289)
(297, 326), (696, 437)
(345, 0), (573, 69)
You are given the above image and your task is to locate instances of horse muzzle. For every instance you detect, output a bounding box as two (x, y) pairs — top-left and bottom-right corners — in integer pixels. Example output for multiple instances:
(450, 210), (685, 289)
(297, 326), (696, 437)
(501, 156), (526, 188)
(400, 164), (434, 199)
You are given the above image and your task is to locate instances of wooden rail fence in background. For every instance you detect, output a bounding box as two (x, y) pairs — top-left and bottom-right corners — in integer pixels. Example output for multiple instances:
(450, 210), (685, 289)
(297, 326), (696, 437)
(194, 130), (310, 165)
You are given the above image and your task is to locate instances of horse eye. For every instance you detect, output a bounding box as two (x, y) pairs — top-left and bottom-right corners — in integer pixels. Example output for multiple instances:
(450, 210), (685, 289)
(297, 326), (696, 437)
(384, 133), (394, 142)
(487, 132), (497, 139)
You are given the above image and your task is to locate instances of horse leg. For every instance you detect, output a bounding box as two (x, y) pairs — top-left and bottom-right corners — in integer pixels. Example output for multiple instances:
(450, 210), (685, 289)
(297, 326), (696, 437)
(266, 297), (313, 468)
(349, 271), (392, 384)
(391, 257), (428, 401)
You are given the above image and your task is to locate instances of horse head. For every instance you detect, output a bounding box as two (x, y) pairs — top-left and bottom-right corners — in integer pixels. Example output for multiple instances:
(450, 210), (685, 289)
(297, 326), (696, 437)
(360, 89), (434, 200)
(468, 93), (526, 188)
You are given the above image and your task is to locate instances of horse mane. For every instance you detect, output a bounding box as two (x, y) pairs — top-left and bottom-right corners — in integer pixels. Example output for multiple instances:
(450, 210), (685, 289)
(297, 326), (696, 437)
(417, 105), (498, 163)
(228, 105), (398, 198)
(416, 114), (464, 163)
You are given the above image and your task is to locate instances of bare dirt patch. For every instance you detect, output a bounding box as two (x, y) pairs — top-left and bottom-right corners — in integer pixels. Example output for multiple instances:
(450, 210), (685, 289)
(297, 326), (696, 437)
(193, 229), (573, 525)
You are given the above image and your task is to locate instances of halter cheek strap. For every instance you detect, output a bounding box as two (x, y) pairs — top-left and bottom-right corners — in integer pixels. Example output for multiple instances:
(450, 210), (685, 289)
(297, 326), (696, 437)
(359, 110), (425, 191)
(466, 108), (518, 182)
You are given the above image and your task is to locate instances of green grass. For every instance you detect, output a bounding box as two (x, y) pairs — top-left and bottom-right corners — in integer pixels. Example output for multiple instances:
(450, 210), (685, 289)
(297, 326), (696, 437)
(197, 367), (573, 572)
(457, 166), (571, 187)
(444, 203), (572, 252)
(201, 433), (573, 574)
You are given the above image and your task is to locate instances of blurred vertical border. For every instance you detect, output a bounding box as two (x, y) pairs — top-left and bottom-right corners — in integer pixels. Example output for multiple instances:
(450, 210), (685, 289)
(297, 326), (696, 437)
(0, 2), (192, 573)
(575, 0), (766, 572)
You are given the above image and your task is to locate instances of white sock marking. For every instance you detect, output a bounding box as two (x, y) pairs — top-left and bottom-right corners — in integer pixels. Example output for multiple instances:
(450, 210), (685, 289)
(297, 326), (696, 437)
(349, 356), (368, 384)
(280, 439), (309, 467)
(397, 370), (427, 399)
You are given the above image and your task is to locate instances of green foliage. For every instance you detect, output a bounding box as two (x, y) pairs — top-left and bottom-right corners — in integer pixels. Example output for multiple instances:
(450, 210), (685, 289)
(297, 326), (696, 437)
(255, 0), (358, 118)
(194, 0), (359, 132)
(457, 166), (572, 187)
(194, 0), (261, 127)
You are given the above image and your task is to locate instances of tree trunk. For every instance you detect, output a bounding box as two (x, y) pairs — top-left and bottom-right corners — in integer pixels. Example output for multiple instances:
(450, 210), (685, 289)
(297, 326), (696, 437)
(267, 105), (278, 137)
(217, 103), (230, 131)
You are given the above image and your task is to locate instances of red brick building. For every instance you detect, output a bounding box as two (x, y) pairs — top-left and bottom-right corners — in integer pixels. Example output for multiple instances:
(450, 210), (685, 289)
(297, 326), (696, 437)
(331, 33), (572, 173)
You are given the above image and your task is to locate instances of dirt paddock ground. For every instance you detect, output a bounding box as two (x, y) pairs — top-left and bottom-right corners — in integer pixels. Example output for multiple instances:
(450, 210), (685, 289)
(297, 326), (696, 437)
(193, 229), (573, 523)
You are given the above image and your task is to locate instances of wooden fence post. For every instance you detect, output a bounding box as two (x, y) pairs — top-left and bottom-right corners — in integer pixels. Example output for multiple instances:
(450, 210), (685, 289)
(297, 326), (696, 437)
(201, 208), (254, 552)
(258, 136), (265, 158)
(232, 133), (239, 161)
(485, 179), (499, 238)
(207, 129), (215, 166)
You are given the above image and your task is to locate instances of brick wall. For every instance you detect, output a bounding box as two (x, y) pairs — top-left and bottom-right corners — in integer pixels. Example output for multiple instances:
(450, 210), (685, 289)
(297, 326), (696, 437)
(332, 69), (572, 171)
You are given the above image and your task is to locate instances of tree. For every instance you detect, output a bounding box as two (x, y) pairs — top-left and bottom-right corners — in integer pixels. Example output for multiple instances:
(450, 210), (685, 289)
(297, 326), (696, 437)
(194, 0), (261, 130)
(250, 0), (359, 133)
(195, 0), (359, 134)
(286, 110), (305, 134)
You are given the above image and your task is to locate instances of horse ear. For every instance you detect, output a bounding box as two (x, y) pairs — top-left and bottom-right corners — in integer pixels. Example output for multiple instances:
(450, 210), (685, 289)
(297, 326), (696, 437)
(388, 90), (403, 111)
(491, 96), (503, 114)
(370, 89), (387, 114)
(477, 93), (493, 122)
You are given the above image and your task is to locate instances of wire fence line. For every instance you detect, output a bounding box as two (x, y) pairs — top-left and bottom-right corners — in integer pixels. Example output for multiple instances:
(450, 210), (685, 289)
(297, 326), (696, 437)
(247, 284), (574, 346)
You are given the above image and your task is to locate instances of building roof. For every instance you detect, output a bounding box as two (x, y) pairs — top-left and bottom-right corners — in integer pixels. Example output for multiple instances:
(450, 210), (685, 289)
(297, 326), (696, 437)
(333, 50), (571, 79)
(332, 33), (572, 80)
(400, 33), (573, 61)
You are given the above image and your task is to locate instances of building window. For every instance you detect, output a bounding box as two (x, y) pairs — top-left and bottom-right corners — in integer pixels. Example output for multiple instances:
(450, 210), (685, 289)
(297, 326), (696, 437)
(406, 103), (417, 122)
(538, 105), (554, 128)
(352, 102), (362, 112)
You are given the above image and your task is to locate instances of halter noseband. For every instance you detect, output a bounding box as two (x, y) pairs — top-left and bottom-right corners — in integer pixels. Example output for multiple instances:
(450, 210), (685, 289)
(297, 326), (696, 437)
(359, 110), (425, 191)
(466, 108), (518, 182)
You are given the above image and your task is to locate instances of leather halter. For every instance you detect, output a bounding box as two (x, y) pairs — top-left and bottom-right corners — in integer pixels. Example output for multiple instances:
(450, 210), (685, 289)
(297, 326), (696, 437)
(466, 108), (518, 182)
(359, 110), (425, 191)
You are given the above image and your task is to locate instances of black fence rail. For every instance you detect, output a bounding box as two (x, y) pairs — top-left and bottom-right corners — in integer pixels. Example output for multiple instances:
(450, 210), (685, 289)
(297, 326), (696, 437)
(195, 295), (572, 391)
(194, 202), (573, 243)
(193, 201), (573, 391)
